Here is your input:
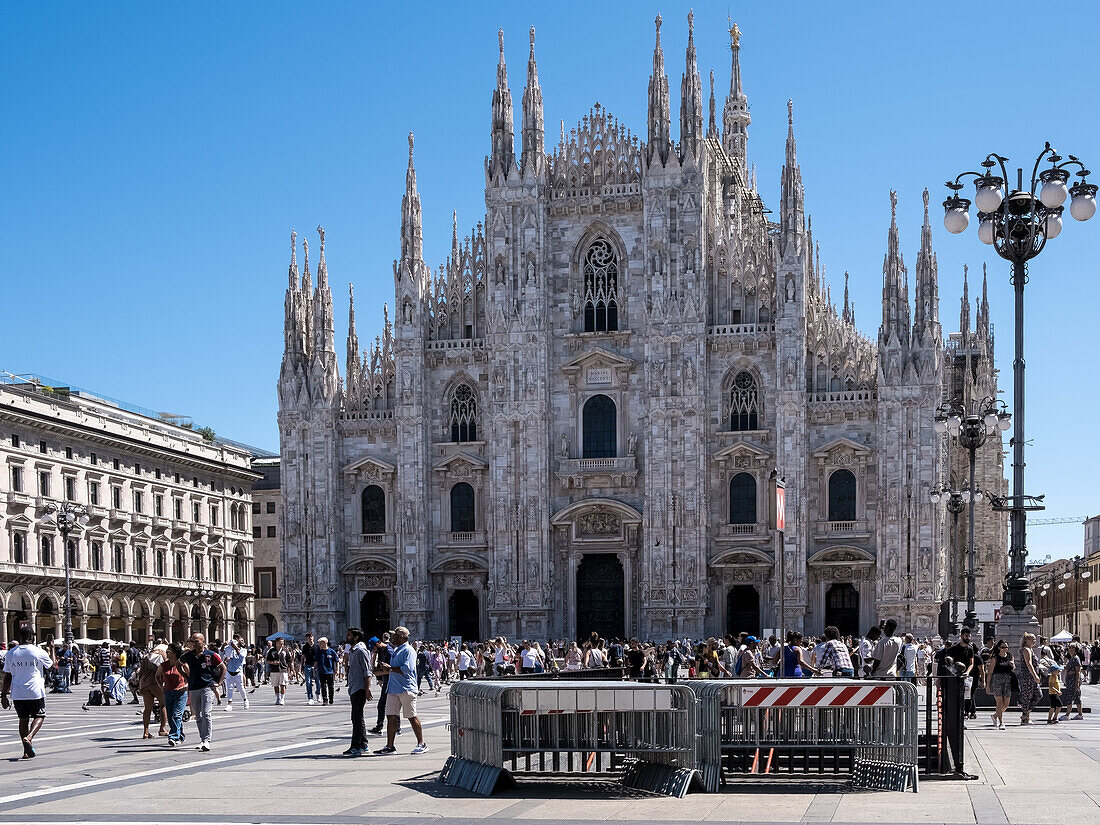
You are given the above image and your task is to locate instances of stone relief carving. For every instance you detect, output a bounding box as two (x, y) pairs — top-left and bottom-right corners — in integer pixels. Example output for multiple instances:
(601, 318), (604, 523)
(578, 512), (620, 536)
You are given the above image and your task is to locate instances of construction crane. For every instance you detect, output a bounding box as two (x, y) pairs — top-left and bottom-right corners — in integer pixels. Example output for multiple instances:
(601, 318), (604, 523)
(1029, 516), (1088, 526)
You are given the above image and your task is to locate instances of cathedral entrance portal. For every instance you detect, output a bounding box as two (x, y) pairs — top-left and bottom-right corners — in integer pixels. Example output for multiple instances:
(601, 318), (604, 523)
(825, 583), (860, 637)
(448, 589), (480, 642)
(725, 585), (760, 637)
(575, 553), (624, 642)
(360, 591), (391, 640)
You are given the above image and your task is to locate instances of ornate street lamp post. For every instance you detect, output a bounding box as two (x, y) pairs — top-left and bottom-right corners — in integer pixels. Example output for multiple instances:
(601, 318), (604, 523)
(934, 398), (1010, 630)
(930, 477), (966, 632)
(1061, 556), (1092, 637)
(942, 145), (1095, 623)
(40, 502), (90, 646)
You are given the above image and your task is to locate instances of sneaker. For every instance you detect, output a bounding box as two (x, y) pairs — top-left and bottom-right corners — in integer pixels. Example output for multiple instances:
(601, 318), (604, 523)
(368, 727), (383, 735)
(243, 702), (250, 709)
(308, 699), (316, 706)
(411, 742), (429, 755)
(224, 705), (233, 712)
(167, 739), (177, 747)
(200, 741), (211, 752)
(374, 745), (397, 755)
(1072, 714), (1084, 720)
(343, 747), (362, 757)
(998, 723), (1005, 730)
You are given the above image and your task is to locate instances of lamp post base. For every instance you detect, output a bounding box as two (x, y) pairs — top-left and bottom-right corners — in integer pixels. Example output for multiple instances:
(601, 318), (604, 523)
(995, 602), (1040, 653)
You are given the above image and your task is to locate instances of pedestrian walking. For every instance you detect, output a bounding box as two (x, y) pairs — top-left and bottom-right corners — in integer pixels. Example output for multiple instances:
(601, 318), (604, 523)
(177, 632), (225, 751)
(985, 639), (1014, 729)
(1060, 644), (1084, 720)
(220, 635), (249, 711)
(1046, 663), (1064, 723)
(0, 627), (55, 759)
(374, 626), (428, 755)
(266, 637), (289, 705)
(53, 642), (74, 693)
(368, 634), (400, 736)
(301, 633), (318, 705)
(342, 628), (373, 756)
(136, 646), (168, 738)
(158, 643), (189, 747)
(316, 637), (337, 705)
(1016, 633), (1042, 725)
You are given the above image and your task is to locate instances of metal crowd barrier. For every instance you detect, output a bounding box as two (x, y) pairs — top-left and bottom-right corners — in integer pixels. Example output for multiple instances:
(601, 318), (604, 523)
(439, 680), (699, 797)
(689, 679), (919, 793)
(472, 667), (628, 681)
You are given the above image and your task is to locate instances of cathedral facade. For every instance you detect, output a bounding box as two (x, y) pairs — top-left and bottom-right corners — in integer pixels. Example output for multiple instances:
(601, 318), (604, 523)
(276, 15), (1006, 643)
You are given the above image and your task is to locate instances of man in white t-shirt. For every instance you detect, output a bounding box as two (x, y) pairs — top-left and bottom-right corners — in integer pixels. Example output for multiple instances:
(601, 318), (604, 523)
(1, 628), (56, 759)
(870, 620), (903, 679)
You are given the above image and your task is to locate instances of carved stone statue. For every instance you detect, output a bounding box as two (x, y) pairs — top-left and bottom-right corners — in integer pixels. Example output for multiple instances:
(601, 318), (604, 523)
(628, 432), (638, 456)
(403, 301), (413, 324)
(559, 432), (569, 457)
(526, 258), (536, 284)
(786, 277), (795, 302)
(571, 288), (580, 315)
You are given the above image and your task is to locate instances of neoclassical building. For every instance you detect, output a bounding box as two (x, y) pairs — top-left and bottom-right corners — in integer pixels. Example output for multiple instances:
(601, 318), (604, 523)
(0, 376), (259, 645)
(277, 15), (1006, 642)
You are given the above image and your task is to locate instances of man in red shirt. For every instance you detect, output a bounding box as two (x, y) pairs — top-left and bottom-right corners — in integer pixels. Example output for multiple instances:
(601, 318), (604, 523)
(177, 633), (225, 752)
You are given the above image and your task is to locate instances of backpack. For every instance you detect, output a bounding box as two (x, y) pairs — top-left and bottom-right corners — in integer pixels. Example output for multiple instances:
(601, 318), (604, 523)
(733, 649), (744, 676)
(87, 689), (103, 706)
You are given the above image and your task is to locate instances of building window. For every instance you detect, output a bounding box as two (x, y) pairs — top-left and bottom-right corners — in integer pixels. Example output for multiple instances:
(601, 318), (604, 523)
(209, 505), (218, 526)
(65, 446), (73, 460)
(729, 371), (760, 431)
(134, 462), (141, 475)
(65, 476), (76, 501)
(582, 238), (619, 332)
(361, 485), (386, 533)
(252, 526), (261, 539)
(266, 526), (276, 538)
(41, 536), (54, 566)
(582, 394), (617, 458)
(174, 472), (180, 484)
(134, 491), (144, 513)
(174, 553), (185, 579)
(10, 434), (19, 448)
(266, 501), (275, 514)
(112, 544), (125, 572)
(828, 469), (857, 522)
(234, 548), (245, 584)
(134, 547), (146, 576)
(13, 533), (26, 564)
(154, 494), (163, 517)
(67, 539), (78, 569)
(11, 465), (23, 492)
(90, 452), (97, 465)
(211, 557), (220, 583)
(91, 541), (103, 571)
(156, 550), (166, 578)
(39, 440), (47, 454)
(192, 477), (198, 488)
(252, 501), (261, 514)
(111, 486), (121, 509)
(449, 384), (478, 442)
(174, 499), (182, 520)
(193, 502), (201, 523)
(155, 468), (161, 480)
(257, 569), (275, 599)
(450, 482), (475, 532)
(729, 473), (757, 524)
(113, 458), (120, 470)
(39, 470), (50, 497)
(89, 480), (99, 506)
(194, 555), (204, 581)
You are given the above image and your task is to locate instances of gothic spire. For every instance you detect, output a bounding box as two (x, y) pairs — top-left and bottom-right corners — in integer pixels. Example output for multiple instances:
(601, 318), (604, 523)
(400, 132), (423, 268)
(679, 10), (703, 161)
(300, 236), (313, 359)
(489, 28), (516, 180)
(722, 19), (750, 168)
(977, 262), (990, 337)
(346, 282), (360, 403)
(707, 68), (717, 137)
(451, 209), (460, 267)
(843, 271), (852, 324)
(879, 190), (910, 350)
(521, 26), (544, 176)
(287, 228), (298, 292)
(313, 225), (335, 358)
(283, 229), (302, 366)
(779, 100), (804, 251)
(912, 187), (941, 345)
(960, 264), (971, 334)
(646, 13), (671, 166)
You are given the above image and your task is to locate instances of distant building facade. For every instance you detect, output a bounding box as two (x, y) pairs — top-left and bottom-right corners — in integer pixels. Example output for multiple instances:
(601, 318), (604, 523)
(251, 458), (282, 639)
(276, 16), (1006, 642)
(0, 375), (259, 645)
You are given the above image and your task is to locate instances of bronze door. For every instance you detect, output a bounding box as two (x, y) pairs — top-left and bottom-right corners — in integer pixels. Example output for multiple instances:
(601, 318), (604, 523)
(576, 553), (625, 642)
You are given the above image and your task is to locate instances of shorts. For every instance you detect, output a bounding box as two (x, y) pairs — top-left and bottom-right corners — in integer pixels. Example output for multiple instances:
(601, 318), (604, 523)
(1049, 693), (1063, 709)
(14, 698), (46, 719)
(385, 691), (418, 719)
(989, 672), (1013, 699)
(269, 671), (287, 688)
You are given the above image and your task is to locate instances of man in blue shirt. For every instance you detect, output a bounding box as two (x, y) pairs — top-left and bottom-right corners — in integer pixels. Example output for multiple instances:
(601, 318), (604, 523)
(315, 637), (338, 705)
(374, 627), (427, 755)
(220, 635), (249, 711)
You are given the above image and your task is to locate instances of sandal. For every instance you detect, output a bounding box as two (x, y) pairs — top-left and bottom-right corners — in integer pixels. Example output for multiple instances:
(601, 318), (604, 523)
(142, 732), (153, 739)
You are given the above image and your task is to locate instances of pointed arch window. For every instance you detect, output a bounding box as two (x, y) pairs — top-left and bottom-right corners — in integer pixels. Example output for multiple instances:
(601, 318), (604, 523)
(450, 482), (475, 533)
(729, 473), (757, 525)
(582, 394), (617, 458)
(828, 469), (857, 522)
(729, 371), (759, 431)
(361, 485), (386, 534)
(449, 384), (478, 442)
(583, 238), (619, 332)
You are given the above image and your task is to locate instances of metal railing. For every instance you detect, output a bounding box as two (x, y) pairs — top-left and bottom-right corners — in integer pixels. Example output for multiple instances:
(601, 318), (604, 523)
(688, 679), (919, 793)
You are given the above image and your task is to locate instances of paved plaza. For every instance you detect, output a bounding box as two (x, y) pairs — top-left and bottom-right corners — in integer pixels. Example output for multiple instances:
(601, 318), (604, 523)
(0, 684), (1096, 825)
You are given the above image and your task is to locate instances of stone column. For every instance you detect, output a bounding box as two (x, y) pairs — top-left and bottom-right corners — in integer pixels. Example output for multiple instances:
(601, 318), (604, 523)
(0, 610), (7, 646)
(79, 616), (88, 640)
(123, 615), (134, 645)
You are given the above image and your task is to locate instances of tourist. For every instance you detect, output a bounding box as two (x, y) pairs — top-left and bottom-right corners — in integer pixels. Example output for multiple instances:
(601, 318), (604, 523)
(415, 642), (436, 692)
(103, 664), (128, 705)
(94, 641), (112, 684)
(858, 627), (879, 678)
(1060, 644), (1084, 720)
(1016, 633), (1042, 725)
(221, 635), (249, 711)
(177, 632), (225, 751)
(985, 640), (1014, 730)
(819, 626), (855, 678)
(316, 637), (338, 705)
(342, 627), (373, 756)
(54, 641), (74, 693)
(457, 643), (474, 679)
(369, 634), (395, 735)
(900, 633), (918, 682)
(301, 633), (317, 705)
(1046, 663), (1064, 724)
(564, 641), (582, 671)
(735, 636), (765, 678)
(266, 637), (289, 705)
(782, 632), (819, 678)
(374, 627), (428, 755)
(869, 620), (902, 679)
(158, 643), (189, 747)
(136, 645), (168, 738)
(245, 644), (259, 691)
(0, 627), (55, 759)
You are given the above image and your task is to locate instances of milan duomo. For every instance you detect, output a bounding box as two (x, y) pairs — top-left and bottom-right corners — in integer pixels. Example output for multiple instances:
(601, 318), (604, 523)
(276, 15), (1007, 643)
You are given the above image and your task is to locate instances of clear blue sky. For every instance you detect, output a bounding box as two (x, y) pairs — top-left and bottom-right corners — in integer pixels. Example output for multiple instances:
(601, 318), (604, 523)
(4, 2), (1098, 561)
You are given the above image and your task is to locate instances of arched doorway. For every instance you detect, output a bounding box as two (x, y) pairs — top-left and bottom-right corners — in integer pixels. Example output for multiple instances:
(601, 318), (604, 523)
(825, 582), (860, 637)
(360, 591), (391, 640)
(725, 585), (760, 636)
(576, 553), (624, 642)
(448, 590), (480, 642)
(260, 613), (278, 639)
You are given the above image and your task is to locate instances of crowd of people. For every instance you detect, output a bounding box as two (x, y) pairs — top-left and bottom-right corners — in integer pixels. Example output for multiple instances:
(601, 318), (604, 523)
(2, 621), (1098, 760)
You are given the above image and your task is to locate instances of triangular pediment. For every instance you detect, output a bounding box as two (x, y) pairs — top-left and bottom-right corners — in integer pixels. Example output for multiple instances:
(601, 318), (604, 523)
(561, 345), (634, 374)
(6, 514), (33, 528)
(433, 451), (488, 473)
(812, 436), (871, 459)
(713, 441), (770, 462)
(342, 454), (397, 476)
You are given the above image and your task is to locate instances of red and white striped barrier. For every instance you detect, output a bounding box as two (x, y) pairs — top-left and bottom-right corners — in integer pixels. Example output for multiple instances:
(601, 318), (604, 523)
(740, 683), (893, 708)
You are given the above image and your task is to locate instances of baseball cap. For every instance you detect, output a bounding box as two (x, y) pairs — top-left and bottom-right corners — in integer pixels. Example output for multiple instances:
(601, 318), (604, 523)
(368, 636), (380, 646)
(394, 626), (410, 636)
(746, 636), (758, 645)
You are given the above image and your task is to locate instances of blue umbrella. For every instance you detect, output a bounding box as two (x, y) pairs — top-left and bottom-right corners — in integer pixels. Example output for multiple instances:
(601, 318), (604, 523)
(266, 631), (296, 641)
